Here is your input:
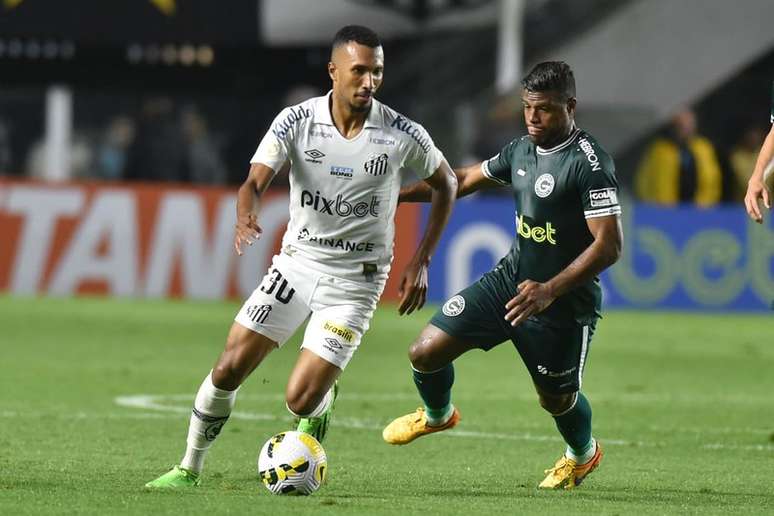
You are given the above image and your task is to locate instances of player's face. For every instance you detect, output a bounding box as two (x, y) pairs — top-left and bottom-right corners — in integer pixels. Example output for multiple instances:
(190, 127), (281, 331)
(329, 42), (384, 112)
(522, 90), (576, 147)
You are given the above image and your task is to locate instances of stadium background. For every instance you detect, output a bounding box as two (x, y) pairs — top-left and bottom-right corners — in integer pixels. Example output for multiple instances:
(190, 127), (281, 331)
(1, 2), (773, 514)
(2, 0), (773, 311)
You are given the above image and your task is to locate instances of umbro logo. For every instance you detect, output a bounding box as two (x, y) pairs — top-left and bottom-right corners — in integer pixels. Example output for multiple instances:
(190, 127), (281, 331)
(304, 149), (325, 164)
(323, 337), (343, 354)
(324, 338), (342, 349)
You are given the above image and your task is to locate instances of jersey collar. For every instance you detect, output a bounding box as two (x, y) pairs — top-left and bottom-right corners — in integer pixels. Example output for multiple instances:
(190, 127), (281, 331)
(313, 90), (383, 129)
(536, 126), (581, 155)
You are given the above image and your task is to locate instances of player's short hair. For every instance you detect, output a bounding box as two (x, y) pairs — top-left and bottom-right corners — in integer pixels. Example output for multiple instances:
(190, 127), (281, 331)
(521, 61), (576, 101)
(332, 25), (381, 51)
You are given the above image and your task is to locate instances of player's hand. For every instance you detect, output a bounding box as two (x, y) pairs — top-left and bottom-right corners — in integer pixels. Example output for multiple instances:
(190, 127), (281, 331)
(397, 258), (429, 315)
(504, 279), (555, 327)
(744, 177), (771, 224)
(234, 213), (262, 256)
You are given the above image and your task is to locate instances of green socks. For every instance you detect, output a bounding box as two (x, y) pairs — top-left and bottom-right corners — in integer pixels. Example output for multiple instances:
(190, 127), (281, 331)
(552, 392), (594, 460)
(412, 364), (454, 425)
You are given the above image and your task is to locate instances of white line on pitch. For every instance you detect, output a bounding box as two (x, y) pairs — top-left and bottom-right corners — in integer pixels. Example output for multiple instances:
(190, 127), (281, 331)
(119, 391), (774, 405)
(109, 394), (772, 452)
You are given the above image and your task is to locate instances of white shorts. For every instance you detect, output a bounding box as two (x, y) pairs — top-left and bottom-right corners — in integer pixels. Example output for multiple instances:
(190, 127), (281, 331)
(234, 252), (385, 369)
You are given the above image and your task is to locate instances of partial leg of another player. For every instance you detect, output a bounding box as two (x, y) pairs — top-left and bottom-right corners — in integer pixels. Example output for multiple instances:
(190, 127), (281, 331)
(382, 324), (475, 444)
(145, 322), (277, 488)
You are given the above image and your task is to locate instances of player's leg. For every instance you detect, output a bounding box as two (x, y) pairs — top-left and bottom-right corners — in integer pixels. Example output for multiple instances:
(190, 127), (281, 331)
(180, 324), (278, 473)
(146, 256), (311, 488)
(286, 349), (342, 443)
(512, 320), (601, 489)
(384, 279), (508, 445)
(145, 324), (278, 489)
(287, 273), (381, 443)
(382, 324), (477, 444)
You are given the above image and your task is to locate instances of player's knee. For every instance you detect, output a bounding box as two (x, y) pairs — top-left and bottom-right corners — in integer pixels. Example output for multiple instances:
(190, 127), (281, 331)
(212, 339), (249, 389)
(285, 386), (320, 416)
(408, 338), (439, 372)
(537, 391), (576, 415)
(211, 358), (243, 390)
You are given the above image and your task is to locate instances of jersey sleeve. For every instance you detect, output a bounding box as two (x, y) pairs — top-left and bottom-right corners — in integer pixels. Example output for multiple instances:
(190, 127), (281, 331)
(402, 122), (444, 180)
(577, 152), (622, 219)
(480, 140), (516, 185)
(249, 108), (293, 172)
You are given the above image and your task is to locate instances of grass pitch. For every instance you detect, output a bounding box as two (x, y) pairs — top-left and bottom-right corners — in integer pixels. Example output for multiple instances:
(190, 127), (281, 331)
(0, 296), (772, 515)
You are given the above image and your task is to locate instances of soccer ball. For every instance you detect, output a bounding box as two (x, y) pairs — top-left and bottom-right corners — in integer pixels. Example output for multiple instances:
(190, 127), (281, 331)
(257, 431), (327, 495)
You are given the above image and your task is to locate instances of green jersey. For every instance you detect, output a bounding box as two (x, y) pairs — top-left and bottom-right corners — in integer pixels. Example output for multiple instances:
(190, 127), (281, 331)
(482, 127), (621, 325)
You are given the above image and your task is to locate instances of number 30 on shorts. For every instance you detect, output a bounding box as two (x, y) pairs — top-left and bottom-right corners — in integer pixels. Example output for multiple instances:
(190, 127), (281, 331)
(259, 268), (296, 304)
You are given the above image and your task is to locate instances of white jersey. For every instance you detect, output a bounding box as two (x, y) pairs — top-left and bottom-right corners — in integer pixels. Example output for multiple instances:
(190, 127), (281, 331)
(251, 92), (444, 281)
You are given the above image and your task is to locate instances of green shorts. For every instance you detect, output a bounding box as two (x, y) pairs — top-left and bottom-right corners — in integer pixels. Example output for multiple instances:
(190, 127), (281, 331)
(430, 262), (596, 395)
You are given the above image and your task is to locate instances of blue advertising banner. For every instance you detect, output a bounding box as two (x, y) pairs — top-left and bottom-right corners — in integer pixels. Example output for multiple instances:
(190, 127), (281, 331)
(421, 198), (774, 312)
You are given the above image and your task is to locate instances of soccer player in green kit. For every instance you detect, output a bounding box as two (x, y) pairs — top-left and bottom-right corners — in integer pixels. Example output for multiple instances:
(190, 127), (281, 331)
(383, 61), (623, 489)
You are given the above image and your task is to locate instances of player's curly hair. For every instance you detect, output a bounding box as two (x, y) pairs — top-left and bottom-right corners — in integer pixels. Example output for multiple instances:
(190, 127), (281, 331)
(522, 61), (576, 101)
(332, 25), (381, 50)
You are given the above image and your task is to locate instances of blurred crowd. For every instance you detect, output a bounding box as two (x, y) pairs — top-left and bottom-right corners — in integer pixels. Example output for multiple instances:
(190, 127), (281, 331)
(634, 107), (764, 205)
(0, 94), (766, 205)
(11, 98), (228, 185)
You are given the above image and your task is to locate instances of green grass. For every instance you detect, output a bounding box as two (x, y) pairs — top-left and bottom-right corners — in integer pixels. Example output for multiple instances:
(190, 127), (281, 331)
(0, 295), (772, 515)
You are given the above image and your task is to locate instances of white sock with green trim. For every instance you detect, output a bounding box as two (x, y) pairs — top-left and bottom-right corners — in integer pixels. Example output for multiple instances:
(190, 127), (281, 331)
(180, 371), (238, 474)
(566, 438), (596, 465)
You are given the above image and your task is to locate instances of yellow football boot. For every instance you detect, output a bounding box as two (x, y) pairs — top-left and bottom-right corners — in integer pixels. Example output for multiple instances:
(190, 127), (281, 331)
(538, 441), (603, 490)
(382, 407), (460, 445)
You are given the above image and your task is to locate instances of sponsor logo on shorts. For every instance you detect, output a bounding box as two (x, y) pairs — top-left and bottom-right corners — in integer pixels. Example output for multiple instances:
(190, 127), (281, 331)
(246, 304), (272, 324)
(442, 295), (465, 317)
(534, 173), (555, 198)
(364, 153), (389, 176)
(323, 338), (343, 354)
(323, 321), (354, 343)
(536, 365), (577, 378)
(330, 165), (354, 181)
(589, 188), (618, 207)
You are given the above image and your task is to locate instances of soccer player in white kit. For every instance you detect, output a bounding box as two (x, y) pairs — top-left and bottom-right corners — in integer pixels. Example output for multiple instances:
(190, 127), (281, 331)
(146, 25), (457, 488)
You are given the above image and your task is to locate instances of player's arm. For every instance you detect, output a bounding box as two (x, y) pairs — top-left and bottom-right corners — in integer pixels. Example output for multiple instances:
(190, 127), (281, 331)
(398, 159), (457, 315)
(504, 215), (622, 326)
(744, 124), (774, 223)
(399, 162), (504, 202)
(234, 162), (284, 255)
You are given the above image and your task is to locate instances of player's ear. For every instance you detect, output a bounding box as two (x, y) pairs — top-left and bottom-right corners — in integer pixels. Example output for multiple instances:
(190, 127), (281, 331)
(566, 97), (577, 117)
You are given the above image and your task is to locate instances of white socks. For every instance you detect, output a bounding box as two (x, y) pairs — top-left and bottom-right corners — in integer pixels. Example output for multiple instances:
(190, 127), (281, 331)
(286, 387), (333, 418)
(180, 371), (238, 474)
(566, 438), (597, 465)
(425, 404), (455, 427)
